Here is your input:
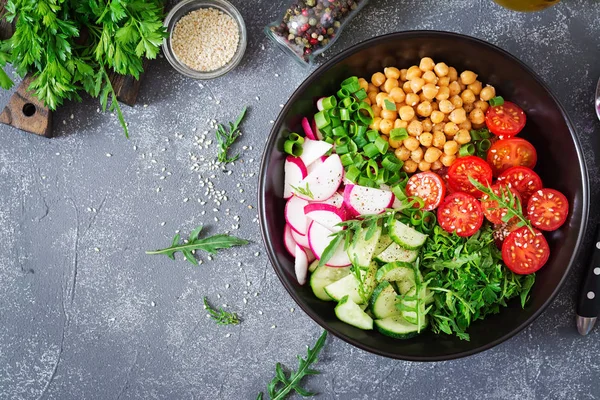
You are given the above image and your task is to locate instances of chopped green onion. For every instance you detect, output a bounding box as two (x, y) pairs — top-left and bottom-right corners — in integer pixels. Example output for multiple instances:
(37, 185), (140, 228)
(349, 102), (360, 112)
(337, 87), (351, 98)
(376, 168), (390, 185)
(358, 176), (377, 188)
(348, 139), (358, 153)
(397, 171), (409, 186)
(341, 96), (354, 108)
(384, 99), (397, 111)
(390, 128), (409, 141)
(477, 128), (491, 139)
(458, 143), (476, 157)
(324, 136), (334, 145)
(284, 140), (303, 156)
(366, 160), (379, 180)
(408, 196), (425, 209)
(363, 143), (380, 159)
(477, 139), (491, 152)
(354, 135), (368, 149)
(374, 137), (389, 154)
(421, 212), (437, 233)
(382, 156), (402, 172)
(356, 124), (368, 137)
(314, 111), (330, 129)
(328, 108), (340, 117)
(366, 129), (380, 142)
(353, 154), (366, 170)
(346, 166), (361, 183)
(354, 88), (367, 101)
(339, 108), (350, 121)
(330, 117), (342, 128)
(335, 136), (349, 146)
(340, 153), (355, 166)
(470, 129), (481, 141)
(336, 144), (350, 155)
(341, 76), (361, 93)
(321, 95), (337, 110)
(332, 125), (347, 137)
(320, 125), (333, 137)
(288, 132), (304, 144)
(357, 102), (374, 125)
(489, 96), (504, 107)
(410, 209), (423, 226)
(392, 184), (407, 201)
(386, 170), (404, 185)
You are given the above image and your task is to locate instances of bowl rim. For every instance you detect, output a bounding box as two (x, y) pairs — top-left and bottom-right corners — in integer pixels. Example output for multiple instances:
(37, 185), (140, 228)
(258, 30), (590, 361)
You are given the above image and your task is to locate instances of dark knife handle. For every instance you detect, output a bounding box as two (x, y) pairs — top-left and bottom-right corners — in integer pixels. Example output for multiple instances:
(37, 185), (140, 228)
(577, 225), (600, 318)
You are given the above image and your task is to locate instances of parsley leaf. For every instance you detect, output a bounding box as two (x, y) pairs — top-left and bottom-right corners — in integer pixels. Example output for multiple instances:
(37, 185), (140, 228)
(215, 106), (248, 163)
(203, 297), (240, 325)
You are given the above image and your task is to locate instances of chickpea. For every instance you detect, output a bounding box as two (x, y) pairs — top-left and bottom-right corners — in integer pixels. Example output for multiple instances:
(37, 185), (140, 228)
(402, 80), (413, 93)
(460, 70), (478, 85)
(422, 83), (439, 100)
(399, 68), (408, 81)
(408, 120), (423, 137)
(368, 91), (379, 104)
(444, 122), (460, 136)
(381, 134), (389, 142)
(383, 78), (400, 93)
(406, 66), (422, 80)
(431, 101), (439, 111)
(458, 120), (472, 131)
(384, 67), (401, 79)
(469, 108), (486, 125)
(438, 99), (455, 114)
(410, 78), (425, 94)
(440, 153), (456, 167)
(422, 118), (433, 132)
(394, 119), (408, 129)
(405, 93), (420, 106)
(443, 140), (459, 155)
(433, 122), (445, 133)
(367, 83), (379, 93)
(424, 147), (443, 163)
(419, 132), (433, 147)
(417, 101), (433, 117)
(419, 93), (428, 103)
(454, 129), (472, 144)
(435, 87), (450, 101)
(372, 72), (386, 87)
(463, 103), (475, 113)
(430, 110), (445, 124)
(371, 104), (382, 118)
(381, 109), (397, 121)
(459, 82), (467, 91)
(411, 147), (425, 163)
(450, 95), (463, 109)
(419, 57), (435, 71)
(480, 85), (496, 101)
(461, 89), (476, 104)
(389, 137), (402, 149)
(432, 131), (446, 148)
(395, 146), (411, 161)
(389, 87), (406, 103)
(418, 160), (431, 171)
(448, 81), (461, 96)
(370, 117), (382, 131)
(434, 62), (449, 77)
(438, 76), (450, 87)
(449, 108), (467, 124)
(474, 100), (489, 113)
(448, 67), (458, 81)
(403, 159), (418, 173)
(403, 137), (420, 151)
(358, 78), (369, 91)
(399, 106), (415, 121)
(422, 70), (438, 84)
(468, 80), (483, 96)
(431, 160), (443, 170)
(379, 119), (393, 135)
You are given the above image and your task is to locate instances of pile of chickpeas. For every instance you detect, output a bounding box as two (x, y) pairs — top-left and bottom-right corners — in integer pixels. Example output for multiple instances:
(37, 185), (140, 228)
(358, 57), (497, 173)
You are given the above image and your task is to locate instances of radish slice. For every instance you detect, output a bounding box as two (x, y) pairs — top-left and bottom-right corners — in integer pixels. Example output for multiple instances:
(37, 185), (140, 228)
(304, 203), (346, 232)
(343, 184), (395, 216)
(307, 155), (327, 174)
(301, 117), (316, 140)
(296, 154), (343, 201)
(285, 196), (310, 234)
(284, 156), (308, 199)
(305, 248), (316, 263)
(311, 119), (324, 140)
(391, 197), (405, 209)
(291, 229), (310, 248)
(294, 245), (309, 285)
(299, 139), (333, 167)
(308, 221), (351, 267)
(316, 97), (326, 111)
(284, 224), (297, 256)
(314, 191), (344, 208)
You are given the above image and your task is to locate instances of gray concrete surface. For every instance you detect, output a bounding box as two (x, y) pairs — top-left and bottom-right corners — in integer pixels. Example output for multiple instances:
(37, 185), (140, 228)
(1, 0), (599, 399)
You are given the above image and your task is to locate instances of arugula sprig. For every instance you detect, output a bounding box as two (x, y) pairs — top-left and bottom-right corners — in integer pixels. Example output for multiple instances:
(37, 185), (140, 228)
(291, 183), (314, 199)
(146, 226), (248, 265)
(257, 331), (327, 400)
(203, 297), (239, 325)
(216, 106), (248, 163)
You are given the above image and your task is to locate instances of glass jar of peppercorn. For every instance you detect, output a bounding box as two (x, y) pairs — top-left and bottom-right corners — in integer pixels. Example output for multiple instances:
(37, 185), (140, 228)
(265, 0), (369, 66)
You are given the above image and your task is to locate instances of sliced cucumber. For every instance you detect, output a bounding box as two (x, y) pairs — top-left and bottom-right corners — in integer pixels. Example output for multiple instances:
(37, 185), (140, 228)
(369, 281), (401, 319)
(347, 224), (382, 268)
(308, 259), (319, 273)
(373, 234), (394, 257)
(335, 295), (373, 330)
(374, 315), (427, 339)
(324, 262), (377, 304)
(375, 242), (419, 263)
(389, 219), (428, 250)
(310, 264), (351, 301)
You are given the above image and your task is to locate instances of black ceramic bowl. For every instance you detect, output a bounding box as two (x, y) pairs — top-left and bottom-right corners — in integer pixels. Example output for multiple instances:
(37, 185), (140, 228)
(258, 31), (589, 361)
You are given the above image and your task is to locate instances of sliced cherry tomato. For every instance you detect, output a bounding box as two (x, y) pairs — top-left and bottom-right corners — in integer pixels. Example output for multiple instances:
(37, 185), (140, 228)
(502, 226), (550, 274)
(496, 166), (543, 204)
(480, 183), (522, 225)
(437, 192), (483, 237)
(447, 156), (493, 197)
(485, 101), (526, 138)
(526, 188), (569, 231)
(406, 172), (446, 211)
(487, 138), (537, 176)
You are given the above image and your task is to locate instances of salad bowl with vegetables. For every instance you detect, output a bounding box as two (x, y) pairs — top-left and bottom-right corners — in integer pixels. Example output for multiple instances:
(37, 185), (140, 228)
(259, 31), (589, 361)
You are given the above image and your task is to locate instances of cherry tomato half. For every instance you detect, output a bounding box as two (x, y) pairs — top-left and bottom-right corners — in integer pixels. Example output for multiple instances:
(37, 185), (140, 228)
(527, 188), (569, 231)
(502, 226), (550, 274)
(496, 166), (543, 204)
(487, 138), (537, 176)
(447, 156), (493, 197)
(480, 183), (522, 225)
(437, 192), (483, 237)
(485, 101), (526, 138)
(406, 171), (446, 211)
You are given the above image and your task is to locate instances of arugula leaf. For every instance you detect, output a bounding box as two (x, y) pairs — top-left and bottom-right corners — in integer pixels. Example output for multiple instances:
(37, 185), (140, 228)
(203, 297), (240, 325)
(291, 183), (314, 200)
(216, 106), (248, 163)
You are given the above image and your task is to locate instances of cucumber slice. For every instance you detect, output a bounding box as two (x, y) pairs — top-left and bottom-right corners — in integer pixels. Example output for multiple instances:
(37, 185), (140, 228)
(324, 262), (378, 304)
(369, 281), (401, 319)
(347, 224), (382, 267)
(374, 315), (427, 339)
(389, 219), (428, 250)
(335, 295), (373, 330)
(375, 242), (419, 263)
(308, 259), (319, 273)
(310, 264), (351, 301)
(373, 234), (394, 257)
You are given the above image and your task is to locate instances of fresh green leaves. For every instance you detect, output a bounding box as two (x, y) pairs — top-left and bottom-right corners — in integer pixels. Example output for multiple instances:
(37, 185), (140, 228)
(216, 106), (248, 163)
(257, 330), (327, 400)
(203, 297), (240, 325)
(291, 183), (314, 199)
(146, 226), (249, 265)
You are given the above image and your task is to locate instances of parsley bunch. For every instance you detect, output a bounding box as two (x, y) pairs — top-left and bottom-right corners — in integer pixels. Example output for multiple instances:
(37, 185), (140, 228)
(1, 0), (167, 137)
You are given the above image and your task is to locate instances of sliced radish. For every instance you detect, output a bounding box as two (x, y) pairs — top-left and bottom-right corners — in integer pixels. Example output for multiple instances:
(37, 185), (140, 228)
(296, 154), (343, 201)
(316, 97), (326, 111)
(305, 248), (316, 263)
(284, 156), (308, 199)
(308, 221), (351, 267)
(314, 191), (344, 208)
(307, 155), (327, 174)
(311, 119), (324, 140)
(285, 196), (310, 234)
(284, 224), (297, 257)
(291, 229), (310, 248)
(343, 184), (395, 216)
(301, 117), (316, 140)
(299, 139), (333, 168)
(304, 203), (346, 232)
(391, 197), (405, 209)
(294, 245), (309, 285)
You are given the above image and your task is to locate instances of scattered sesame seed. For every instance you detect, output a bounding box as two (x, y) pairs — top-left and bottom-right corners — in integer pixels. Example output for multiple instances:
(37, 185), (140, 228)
(225, 333), (231, 338)
(290, 308), (294, 312)
(94, 247), (100, 252)
(225, 284), (230, 289)
(106, 153), (112, 157)
(243, 298), (247, 304)
(254, 252), (260, 257)
(183, 198), (189, 202)
(160, 222), (166, 226)
(271, 325), (276, 329)
(151, 301), (156, 307)
(258, 310), (263, 315)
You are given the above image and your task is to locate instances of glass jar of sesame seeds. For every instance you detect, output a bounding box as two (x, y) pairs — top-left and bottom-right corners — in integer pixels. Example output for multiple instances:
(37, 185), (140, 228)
(265, 0), (369, 66)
